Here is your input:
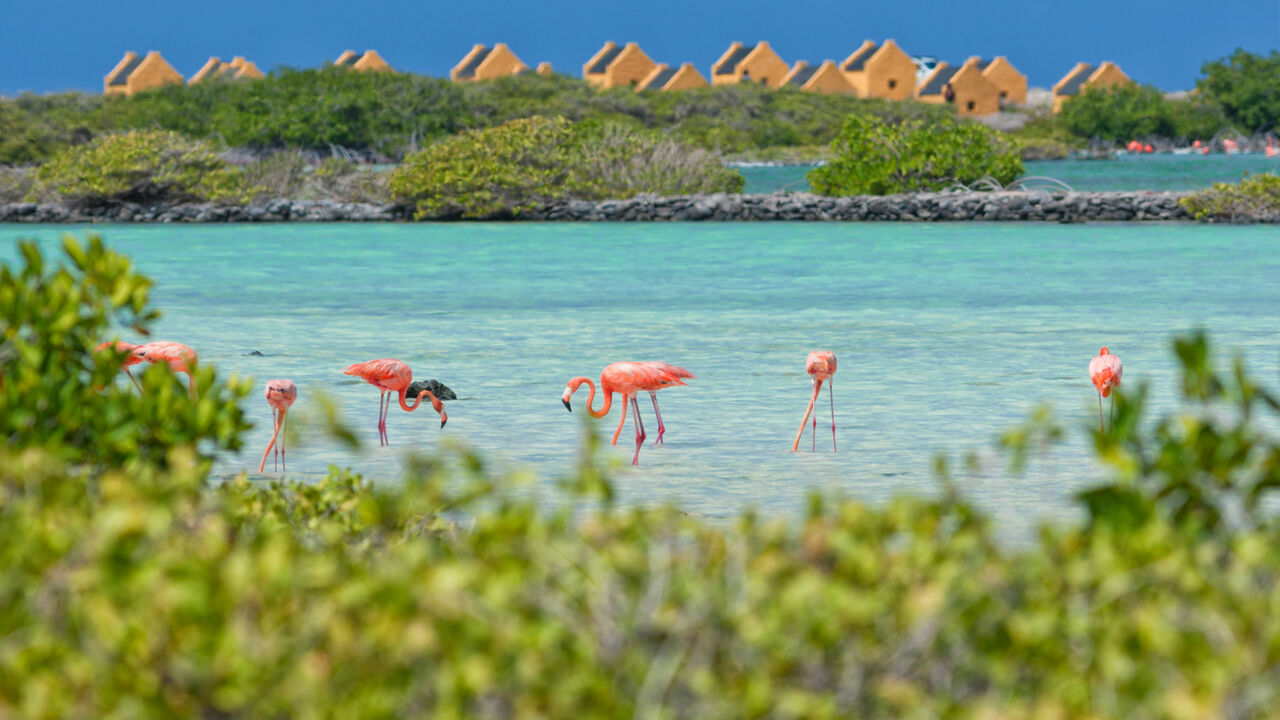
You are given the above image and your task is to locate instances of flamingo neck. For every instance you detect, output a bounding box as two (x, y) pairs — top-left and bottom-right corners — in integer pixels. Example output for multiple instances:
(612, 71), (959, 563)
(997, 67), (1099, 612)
(577, 378), (612, 418)
(399, 388), (437, 412)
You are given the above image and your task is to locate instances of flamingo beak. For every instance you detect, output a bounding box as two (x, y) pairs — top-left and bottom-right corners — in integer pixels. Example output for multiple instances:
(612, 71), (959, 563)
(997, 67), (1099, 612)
(563, 399), (572, 412)
(440, 416), (447, 428)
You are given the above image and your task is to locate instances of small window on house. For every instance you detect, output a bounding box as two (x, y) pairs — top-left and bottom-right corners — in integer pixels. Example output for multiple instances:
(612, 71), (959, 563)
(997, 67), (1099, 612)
(888, 79), (897, 89)
(966, 100), (976, 111)
(1000, 91), (1007, 99)
(630, 79), (637, 87)
(760, 77), (768, 84)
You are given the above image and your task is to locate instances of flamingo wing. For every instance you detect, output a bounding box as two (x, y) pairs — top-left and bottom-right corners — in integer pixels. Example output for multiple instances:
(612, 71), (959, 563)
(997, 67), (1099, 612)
(604, 361), (695, 392)
(344, 359), (410, 389)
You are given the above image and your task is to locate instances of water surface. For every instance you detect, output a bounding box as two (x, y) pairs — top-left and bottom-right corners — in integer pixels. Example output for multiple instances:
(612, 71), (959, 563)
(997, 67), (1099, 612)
(4, 222), (1278, 538)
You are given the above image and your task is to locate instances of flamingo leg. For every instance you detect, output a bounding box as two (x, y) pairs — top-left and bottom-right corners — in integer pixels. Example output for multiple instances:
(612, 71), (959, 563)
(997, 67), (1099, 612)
(280, 410), (287, 472)
(611, 392), (628, 446)
(650, 391), (665, 446)
(258, 407), (283, 474)
(273, 408), (280, 472)
(1098, 392), (1105, 432)
(381, 391), (390, 446)
(792, 378), (821, 453)
(377, 391), (387, 446)
(829, 378), (837, 453)
(631, 392), (646, 466)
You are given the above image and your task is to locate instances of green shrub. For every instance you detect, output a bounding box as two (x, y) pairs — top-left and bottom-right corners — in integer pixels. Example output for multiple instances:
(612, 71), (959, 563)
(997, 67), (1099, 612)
(1059, 84), (1229, 142)
(240, 152), (391, 204)
(390, 117), (742, 219)
(1197, 49), (1280, 133)
(808, 115), (1024, 195)
(7, 236), (1280, 717)
(1179, 173), (1280, 221)
(31, 130), (244, 205)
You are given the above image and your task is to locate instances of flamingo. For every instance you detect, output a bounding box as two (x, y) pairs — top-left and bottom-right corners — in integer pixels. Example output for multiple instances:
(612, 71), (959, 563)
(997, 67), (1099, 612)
(343, 359), (446, 446)
(562, 361), (695, 466)
(792, 351), (837, 452)
(1088, 347), (1123, 431)
(1267, 139), (1278, 158)
(95, 340), (143, 391)
(133, 341), (198, 399)
(258, 379), (298, 473)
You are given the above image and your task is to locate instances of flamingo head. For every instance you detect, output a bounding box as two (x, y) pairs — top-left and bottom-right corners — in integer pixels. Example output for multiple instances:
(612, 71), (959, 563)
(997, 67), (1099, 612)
(562, 379), (585, 412)
(1099, 347), (1110, 356)
(432, 395), (447, 428)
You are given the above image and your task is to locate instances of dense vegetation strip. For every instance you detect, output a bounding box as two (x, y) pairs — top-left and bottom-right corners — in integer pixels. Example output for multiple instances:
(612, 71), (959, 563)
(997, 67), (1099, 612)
(4, 236), (1280, 716)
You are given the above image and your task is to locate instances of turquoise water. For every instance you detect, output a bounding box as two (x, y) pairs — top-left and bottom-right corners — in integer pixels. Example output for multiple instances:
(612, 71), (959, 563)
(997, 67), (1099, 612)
(739, 154), (1280, 194)
(4, 223), (1279, 537)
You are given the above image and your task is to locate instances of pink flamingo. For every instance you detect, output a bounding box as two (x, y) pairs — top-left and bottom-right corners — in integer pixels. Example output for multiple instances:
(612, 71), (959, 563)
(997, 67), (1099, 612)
(133, 341), (198, 399)
(1088, 347), (1123, 431)
(95, 340), (143, 391)
(562, 361), (695, 466)
(258, 379), (298, 473)
(343, 359), (446, 446)
(792, 351), (837, 452)
(1267, 139), (1278, 158)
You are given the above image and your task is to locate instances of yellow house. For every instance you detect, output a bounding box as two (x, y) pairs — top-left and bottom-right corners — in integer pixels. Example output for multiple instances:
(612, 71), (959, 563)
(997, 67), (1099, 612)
(967, 56), (1026, 106)
(451, 44), (529, 82)
(583, 42), (657, 88)
(916, 61), (1000, 117)
(1052, 61), (1131, 112)
(636, 62), (709, 91)
(840, 39), (915, 99)
(335, 50), (393, 72)
(535, 62), (553, 76)
(711, 41), (789, 88)
(189, 56), (263, 84)
(781, 60), (854, 94)
(104, 51), (183, 96)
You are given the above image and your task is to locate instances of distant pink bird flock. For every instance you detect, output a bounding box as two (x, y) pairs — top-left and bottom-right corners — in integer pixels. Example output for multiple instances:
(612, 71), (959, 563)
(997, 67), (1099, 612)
(94, 336), (1129, 470)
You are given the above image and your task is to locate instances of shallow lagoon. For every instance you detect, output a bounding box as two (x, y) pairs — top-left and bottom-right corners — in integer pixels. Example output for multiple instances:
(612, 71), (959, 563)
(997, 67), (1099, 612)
(4, 222), (1278, 537)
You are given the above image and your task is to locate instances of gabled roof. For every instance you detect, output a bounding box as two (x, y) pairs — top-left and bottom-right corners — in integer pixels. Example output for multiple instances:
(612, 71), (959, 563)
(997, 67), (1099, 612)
(108, 55), (144, 86)
(842, 43), (878, 72)
(456, 46), (492, 79)
(918, 65), (959, 95)
(337, 53), (359, 67)
(716, 44), (754, 75)
(1057, 63), (1095, 96)
(587, 44), (624, 74)
(786, 62), (819, 87)
(976, 58), (993, 71)
(642, 65), (678, 89)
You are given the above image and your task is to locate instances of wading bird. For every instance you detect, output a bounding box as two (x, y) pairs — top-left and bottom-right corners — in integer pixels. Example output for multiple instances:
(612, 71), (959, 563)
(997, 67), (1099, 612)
(95, 340), (143, 391)
(259, 379), (298, 473)
(343, 359), (446, 446)
(562, 361), (695, 466)
(133, 341), (198, 399)
(793, 351), (837, 453)
(1088, 347), (1123, 431)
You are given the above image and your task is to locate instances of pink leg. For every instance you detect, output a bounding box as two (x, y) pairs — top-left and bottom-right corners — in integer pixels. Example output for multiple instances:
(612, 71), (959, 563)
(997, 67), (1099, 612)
(125, 369), (142, 392)
(649, 392), (665, 446)
(829, 378), (836, 453)
(611, 393), (627, 446)
(792, 379), (821, 453)
(631, 393), (646, 466)
(378, 391), (388, 446)
(273, 408), (280, 472)
(280, 410), (287, 472)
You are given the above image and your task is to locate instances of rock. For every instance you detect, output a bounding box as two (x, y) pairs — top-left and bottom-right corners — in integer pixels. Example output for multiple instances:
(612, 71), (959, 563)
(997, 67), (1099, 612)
(245, 350), (264, 357)
(406, 379), (457, 401)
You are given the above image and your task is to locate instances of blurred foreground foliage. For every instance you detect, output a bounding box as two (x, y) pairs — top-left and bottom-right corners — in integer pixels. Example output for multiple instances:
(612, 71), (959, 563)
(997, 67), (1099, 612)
(4, 236), (1280, 717)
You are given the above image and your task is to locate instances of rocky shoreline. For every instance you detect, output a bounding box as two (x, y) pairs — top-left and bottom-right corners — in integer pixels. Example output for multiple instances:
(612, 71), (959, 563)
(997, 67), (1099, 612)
(0, 190), (1212, 223)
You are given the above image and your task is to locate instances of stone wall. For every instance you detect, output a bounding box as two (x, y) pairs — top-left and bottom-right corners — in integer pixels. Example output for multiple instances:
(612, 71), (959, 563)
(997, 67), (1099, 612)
(0, 191), (1211, 224)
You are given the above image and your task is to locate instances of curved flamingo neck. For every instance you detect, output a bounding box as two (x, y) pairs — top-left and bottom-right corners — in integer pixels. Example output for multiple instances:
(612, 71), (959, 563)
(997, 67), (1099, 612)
(399, 388), (437, 412)
(575, 378), (612, 418)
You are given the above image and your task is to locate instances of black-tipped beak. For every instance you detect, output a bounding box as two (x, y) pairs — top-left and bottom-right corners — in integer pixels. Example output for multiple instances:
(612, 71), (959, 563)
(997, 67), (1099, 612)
(562, 399), (572, 412)
(440, 418), (447, 428)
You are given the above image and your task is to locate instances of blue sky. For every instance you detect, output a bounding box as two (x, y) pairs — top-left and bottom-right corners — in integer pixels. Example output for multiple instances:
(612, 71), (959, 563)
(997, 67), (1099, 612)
(1, 0), (1275, 95)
